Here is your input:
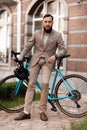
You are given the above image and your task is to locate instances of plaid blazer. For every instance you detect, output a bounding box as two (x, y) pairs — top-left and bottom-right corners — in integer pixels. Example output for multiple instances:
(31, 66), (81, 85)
(19, 29), (66, 70)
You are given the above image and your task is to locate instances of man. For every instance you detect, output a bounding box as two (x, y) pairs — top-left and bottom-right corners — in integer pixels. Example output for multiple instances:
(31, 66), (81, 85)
(14, 14), (66, 121)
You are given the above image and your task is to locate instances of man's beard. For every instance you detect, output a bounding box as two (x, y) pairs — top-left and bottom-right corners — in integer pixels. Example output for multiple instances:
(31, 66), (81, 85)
(44, 27), (52, 33)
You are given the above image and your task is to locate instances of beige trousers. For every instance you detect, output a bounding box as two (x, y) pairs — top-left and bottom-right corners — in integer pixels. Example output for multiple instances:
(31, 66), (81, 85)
(24, 58), (51, 113)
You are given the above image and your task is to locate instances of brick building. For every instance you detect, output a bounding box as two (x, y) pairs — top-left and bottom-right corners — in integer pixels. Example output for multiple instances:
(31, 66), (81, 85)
(0, 0), (87, 79)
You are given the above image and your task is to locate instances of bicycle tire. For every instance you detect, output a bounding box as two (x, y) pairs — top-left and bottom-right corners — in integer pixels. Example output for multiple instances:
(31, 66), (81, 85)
(54, 74), (87, 118)
(0, 75), (28, 113)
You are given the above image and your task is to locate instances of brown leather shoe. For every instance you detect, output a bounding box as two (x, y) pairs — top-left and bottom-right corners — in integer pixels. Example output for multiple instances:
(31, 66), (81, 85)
(14, 112), (31, 120)
(40, 112), (48, 121)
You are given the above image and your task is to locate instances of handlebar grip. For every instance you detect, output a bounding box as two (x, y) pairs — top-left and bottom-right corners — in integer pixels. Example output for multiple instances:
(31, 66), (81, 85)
(11, 50), (20, 57)
(11, 50), (20, 55)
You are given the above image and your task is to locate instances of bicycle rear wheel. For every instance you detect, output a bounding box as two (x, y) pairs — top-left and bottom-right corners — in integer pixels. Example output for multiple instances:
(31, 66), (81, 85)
(54, 74), (87, 118)
(0, 75), (28, 113)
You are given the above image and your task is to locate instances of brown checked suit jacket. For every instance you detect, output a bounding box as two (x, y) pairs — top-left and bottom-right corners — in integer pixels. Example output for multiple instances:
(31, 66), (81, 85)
(19, 29), (66, 70)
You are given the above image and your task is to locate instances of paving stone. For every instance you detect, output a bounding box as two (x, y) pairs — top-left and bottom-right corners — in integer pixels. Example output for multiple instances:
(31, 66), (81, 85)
(0, 101), (83, 130)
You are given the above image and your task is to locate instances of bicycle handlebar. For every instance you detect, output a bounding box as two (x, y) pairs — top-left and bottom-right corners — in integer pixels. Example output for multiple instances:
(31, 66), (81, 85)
(57, 54), (70, 69)
(11, 50), (23, 64)
(11, 50), (32, 66)
(59, 54), (70, 59)
(11, 50), (70, 69)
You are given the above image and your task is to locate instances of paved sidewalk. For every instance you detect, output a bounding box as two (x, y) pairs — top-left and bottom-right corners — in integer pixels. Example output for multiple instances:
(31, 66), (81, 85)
(0, 101), (82, 130)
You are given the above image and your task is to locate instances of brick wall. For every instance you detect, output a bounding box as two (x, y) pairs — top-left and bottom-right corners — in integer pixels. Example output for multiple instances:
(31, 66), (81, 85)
(9, 0), (87, 76)
(66, 0), (87, 75)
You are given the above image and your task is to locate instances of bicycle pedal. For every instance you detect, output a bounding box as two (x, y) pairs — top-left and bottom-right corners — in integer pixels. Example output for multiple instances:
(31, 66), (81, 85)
(51, 107), (57, 112)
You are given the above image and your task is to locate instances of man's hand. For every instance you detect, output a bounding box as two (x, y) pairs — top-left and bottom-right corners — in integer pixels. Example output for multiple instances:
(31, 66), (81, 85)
(16, 63), (20, 68)
(16, 61), (23, 68)
(48, 55), (56, 64)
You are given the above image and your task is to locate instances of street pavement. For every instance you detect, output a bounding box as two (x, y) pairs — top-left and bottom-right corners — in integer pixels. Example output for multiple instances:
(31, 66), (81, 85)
(0, 101), (83, 130)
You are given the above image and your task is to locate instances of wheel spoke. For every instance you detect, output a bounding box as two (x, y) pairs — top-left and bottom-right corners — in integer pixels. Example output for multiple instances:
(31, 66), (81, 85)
(55, 74), (87, 117)
(0, 75), (28, 113)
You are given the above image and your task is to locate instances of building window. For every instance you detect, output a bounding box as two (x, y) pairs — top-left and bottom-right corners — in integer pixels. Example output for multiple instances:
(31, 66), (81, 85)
(27, 0), (67, 69)
(33, 0), (65, 34)
(0, 10), (10, 64)
(30, 0), (65, 55)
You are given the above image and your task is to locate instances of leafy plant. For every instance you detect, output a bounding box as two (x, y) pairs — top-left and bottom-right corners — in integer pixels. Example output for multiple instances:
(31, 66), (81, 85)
(71, 117), (87, 130)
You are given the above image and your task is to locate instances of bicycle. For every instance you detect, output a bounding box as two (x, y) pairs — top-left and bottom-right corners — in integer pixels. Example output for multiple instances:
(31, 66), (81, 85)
(0, 50), (87, 118)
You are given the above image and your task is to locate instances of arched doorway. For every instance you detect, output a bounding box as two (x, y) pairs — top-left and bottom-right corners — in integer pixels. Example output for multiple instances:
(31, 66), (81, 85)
(26, 0), (68, 42)
(25, 0), (68, 70)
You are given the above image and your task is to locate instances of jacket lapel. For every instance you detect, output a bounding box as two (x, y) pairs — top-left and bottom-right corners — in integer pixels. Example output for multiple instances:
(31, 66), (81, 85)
(43, 30), (53, 50)
(38, 29), (54, 50)
(38, 30), (44, 50)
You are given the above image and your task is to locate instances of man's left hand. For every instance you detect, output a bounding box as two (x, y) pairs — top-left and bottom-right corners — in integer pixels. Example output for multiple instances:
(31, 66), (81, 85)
(48, 55), (56, 63)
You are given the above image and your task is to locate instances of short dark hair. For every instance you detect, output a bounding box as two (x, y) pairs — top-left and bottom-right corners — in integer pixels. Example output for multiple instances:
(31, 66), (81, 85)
(43, 14), (53, 20)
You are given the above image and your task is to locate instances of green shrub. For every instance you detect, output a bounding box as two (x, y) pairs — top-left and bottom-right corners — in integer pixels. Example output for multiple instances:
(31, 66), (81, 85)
(0, 81), (40, 100)
(0, 82), (26, 99)
(71, 117), (87, 130)
(0, 81), (41, 108)
(33, 92), (41, 101)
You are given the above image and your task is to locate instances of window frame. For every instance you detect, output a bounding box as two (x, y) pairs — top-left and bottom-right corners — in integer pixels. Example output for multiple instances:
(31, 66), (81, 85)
(32, 0), (67, 70)
(0, 6), (12, 69)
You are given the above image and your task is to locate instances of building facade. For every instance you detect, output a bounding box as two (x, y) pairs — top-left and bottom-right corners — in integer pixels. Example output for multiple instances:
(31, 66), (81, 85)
(0, 0), (87, 79)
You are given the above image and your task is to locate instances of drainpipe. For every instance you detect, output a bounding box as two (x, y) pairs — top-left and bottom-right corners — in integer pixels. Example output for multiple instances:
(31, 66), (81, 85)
(14, 0), (21, 52)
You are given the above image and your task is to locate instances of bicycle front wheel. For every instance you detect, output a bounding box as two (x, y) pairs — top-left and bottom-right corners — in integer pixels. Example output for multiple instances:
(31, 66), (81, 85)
(54, 74), (87, 118)
(0, 75), (28, 113)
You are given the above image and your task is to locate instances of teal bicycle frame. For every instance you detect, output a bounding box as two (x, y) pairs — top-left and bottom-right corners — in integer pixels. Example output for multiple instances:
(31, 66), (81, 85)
(14, 59), (74, 105)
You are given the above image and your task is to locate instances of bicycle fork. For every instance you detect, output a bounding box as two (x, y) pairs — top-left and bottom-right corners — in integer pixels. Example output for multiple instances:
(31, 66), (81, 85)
(13, 80), (27, 97)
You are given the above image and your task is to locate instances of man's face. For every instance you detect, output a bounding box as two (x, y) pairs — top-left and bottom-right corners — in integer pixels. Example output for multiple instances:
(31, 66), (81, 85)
(42, 16), (53, 33)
